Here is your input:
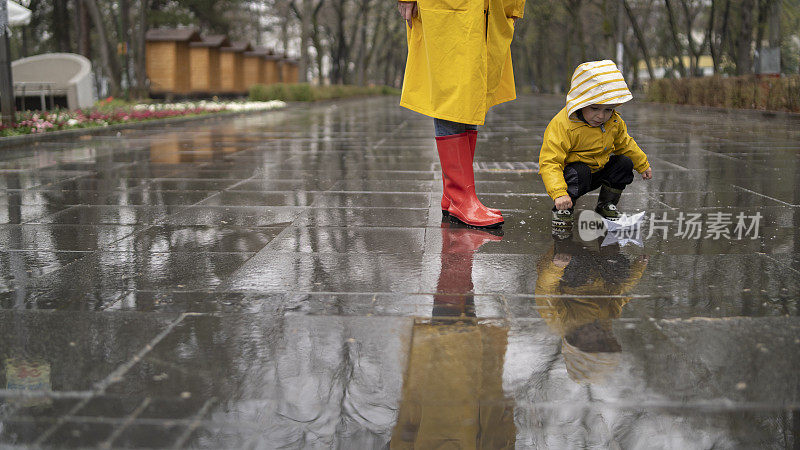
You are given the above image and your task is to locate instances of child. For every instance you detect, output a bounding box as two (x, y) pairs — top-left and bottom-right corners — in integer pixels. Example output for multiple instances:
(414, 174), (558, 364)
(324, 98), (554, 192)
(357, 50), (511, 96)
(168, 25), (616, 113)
(538, 60), (652, 232)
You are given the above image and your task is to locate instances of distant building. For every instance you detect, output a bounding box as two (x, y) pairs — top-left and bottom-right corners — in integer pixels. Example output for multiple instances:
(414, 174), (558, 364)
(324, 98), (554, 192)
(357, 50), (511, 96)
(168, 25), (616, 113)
(636, 56), (715, 79)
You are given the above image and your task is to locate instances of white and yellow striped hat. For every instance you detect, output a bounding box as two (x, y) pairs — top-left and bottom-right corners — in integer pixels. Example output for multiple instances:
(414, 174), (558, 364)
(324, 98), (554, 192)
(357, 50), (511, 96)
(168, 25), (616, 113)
(562, 338), (621, 384)
(566, 60), (633, 117)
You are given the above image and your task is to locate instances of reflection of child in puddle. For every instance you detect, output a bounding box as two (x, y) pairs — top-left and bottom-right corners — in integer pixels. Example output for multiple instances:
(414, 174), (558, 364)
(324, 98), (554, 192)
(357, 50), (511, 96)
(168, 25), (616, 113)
(536, 238), (648, 383)
(391, 222), (514, 448)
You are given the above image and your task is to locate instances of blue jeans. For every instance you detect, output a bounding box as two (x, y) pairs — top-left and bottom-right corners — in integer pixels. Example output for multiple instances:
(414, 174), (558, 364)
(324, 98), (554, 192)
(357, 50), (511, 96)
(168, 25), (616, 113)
(434, 118), (478, 137)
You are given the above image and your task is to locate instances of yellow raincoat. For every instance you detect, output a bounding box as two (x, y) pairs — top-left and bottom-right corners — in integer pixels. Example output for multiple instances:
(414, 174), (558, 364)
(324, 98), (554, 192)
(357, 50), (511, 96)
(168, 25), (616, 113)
(539, 108), (650, 200)
(400, 0), (526, 125)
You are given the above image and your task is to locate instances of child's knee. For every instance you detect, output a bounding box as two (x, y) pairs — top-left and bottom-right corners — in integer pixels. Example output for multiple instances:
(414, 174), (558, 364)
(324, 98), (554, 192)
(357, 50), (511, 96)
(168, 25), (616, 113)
(619, 155), (634, 171)
(563, 163), (592, 197)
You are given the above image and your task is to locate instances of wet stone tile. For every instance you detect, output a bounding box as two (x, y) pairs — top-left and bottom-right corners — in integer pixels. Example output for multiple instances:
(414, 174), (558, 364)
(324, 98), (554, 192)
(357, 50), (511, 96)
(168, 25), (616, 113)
(0, 418), (59, 446)
(229, 178), (335, 192)
(197, 191), (315, 207)
(31, 205), (173, 226)
(108, 225), (283, 253)
(329, 179), (435, 192)
(310, 192), (431, 208)
(220, 252), (426, 293)
(62, 190), (217, 207)
(108, 422), (187, 448)
(24, 251), (256, 293)
(162, 206), (301, 227)
(655, 191), (791, 208)
(269, 226), (426, 254)
(0, 224), (137, 251)
(296, 207), (429, 228)
(145, 178), (241, 191)
(0, 204), (70, 224)
(105, 314), (412, 442)
(0, 311), (179, 392)
(42, 420), (116, 447)
(109, 291), (287, 313)
(0, 251), (89, 293)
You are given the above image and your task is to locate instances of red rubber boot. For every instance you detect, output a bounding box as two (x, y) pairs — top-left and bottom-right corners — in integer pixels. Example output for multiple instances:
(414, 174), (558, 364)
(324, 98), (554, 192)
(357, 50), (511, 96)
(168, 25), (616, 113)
(437, 133), (504, 228)
(440, 130), (502, 216)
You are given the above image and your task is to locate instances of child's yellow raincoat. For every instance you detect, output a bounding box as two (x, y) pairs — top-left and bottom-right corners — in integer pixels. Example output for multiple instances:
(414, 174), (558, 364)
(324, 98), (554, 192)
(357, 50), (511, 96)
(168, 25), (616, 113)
(539, 60), (650, 200)
(400, 0), (526, 125)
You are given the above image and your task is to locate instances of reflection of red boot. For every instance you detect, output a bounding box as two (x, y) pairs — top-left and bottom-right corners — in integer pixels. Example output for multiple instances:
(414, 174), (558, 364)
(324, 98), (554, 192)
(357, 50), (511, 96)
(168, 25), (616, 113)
(437, 133), (503, 228)
(440, 130), (502, 217)
(434, 222), (503, 317)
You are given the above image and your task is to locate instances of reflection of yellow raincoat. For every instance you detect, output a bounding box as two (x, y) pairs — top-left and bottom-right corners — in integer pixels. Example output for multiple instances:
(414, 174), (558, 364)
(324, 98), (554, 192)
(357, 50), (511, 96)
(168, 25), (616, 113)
(391, 322), (514, 449)
(400, 0), (526, 125)
(535, 248), (647, 383)
(534, 248), (647, 336)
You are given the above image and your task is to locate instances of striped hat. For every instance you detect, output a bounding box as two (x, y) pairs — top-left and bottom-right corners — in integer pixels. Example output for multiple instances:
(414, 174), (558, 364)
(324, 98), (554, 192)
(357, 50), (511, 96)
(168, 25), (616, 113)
(562, 338), (621, 384)
(566, 60), (633, 117)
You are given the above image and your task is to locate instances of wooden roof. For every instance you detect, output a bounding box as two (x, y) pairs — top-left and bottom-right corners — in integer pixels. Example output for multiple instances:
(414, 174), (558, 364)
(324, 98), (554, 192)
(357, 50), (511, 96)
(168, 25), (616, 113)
(220, 41), (253, 53)
(190, 34), (230, 48)
(146, 28), (202, 42)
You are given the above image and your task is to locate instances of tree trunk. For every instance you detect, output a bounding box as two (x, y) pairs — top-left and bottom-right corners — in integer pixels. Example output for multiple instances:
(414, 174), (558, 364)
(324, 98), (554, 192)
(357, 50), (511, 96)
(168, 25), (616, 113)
(310, 1), (326, 84)
(330, 0), (351, 84)
(120, 0), (132, 98)
(707, 0), (719, 73)
(83, 0), (121, 96)
(664, 0), (687, 77)
(355, 0), (372, 85)
(53, 0), (73, 53)
(623, 0), (655, 80)
(734, 0), (756, 74)
(291, 0), (314, 83)
(679, 0), (702, 75)
(76, 0), (91, 58)
(133, 0), (150, 97)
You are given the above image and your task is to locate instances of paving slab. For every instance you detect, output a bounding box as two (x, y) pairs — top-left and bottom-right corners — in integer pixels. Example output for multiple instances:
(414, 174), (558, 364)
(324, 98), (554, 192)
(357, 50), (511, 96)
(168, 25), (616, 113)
(0, 96), (798, 448)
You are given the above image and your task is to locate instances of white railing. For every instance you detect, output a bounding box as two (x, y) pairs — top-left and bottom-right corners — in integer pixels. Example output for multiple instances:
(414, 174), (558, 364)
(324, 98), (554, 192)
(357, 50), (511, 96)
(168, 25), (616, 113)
(13, 82), (69, 111)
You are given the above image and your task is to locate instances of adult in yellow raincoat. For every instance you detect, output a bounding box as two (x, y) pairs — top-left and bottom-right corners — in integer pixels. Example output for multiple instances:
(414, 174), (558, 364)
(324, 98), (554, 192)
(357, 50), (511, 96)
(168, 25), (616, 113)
(398, 0), (525, 228)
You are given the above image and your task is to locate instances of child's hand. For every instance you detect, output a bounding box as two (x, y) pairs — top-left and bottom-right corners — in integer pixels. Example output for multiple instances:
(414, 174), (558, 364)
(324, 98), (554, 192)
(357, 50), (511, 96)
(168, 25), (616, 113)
(641, 168), (652, 180)
(398, 1), (418, 29)
(553, 253), (572, 268)
(554, 195), (573, 210)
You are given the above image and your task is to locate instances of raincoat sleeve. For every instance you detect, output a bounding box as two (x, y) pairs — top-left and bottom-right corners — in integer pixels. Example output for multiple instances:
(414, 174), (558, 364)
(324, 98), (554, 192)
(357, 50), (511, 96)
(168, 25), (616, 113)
(606, 257), (648, 296)
(538, 116), (572, 200)
(535, 249), (566, 296)
(612, 114), (650, 173)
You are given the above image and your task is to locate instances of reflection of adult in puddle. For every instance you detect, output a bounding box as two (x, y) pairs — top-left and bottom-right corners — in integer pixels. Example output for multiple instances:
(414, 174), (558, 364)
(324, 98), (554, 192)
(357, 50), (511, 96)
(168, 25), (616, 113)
(391, 222), (514, 448)
(535, 237), (648, 383)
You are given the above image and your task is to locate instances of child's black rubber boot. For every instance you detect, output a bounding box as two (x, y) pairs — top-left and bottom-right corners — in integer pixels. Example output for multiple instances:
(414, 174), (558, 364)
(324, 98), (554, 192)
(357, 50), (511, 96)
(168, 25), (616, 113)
(595, 185), (623, 220)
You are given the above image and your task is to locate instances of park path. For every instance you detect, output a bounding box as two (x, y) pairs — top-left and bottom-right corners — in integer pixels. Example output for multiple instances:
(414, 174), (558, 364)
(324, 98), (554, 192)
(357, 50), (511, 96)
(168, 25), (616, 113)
(0, 96), (798, 448)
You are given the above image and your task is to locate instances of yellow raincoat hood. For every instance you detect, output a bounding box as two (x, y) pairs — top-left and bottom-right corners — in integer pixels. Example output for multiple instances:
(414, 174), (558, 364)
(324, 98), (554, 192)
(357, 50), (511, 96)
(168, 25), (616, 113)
(566, 60), (633, 117)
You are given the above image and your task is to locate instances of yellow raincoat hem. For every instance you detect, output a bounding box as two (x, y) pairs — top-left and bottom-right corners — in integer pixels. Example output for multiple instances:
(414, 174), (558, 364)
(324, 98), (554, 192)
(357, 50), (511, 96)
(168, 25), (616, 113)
(399, 101), (486, 126)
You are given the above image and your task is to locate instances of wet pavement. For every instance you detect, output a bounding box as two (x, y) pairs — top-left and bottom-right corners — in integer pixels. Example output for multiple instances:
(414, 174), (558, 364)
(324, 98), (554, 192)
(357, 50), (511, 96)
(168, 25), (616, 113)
(0, 96), (798, 448)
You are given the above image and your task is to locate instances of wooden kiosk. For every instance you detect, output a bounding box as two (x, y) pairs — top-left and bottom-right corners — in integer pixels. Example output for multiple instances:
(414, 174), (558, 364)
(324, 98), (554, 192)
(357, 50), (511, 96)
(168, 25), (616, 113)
(218, 41), (252, 95)
(145, 28), (202, 95)
(188, 35), (229, 94)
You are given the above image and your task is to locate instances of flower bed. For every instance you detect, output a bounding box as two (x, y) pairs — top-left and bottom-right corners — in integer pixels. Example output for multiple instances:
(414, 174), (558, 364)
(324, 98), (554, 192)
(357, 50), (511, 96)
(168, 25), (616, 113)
(0, 100), (286, 137)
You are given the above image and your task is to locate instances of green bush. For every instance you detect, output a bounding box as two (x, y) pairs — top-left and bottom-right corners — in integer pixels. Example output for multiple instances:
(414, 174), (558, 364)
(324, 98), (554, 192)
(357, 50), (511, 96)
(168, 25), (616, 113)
(249, 83), (400, 102)
(645, 75), (800, 113)
(250, 83), (289, 101)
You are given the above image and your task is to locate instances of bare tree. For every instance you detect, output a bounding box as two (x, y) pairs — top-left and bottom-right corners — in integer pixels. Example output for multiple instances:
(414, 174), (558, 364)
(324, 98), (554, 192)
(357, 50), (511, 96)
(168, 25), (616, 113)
(623, 0), (655, 80)
(83, 0), (122, 96)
